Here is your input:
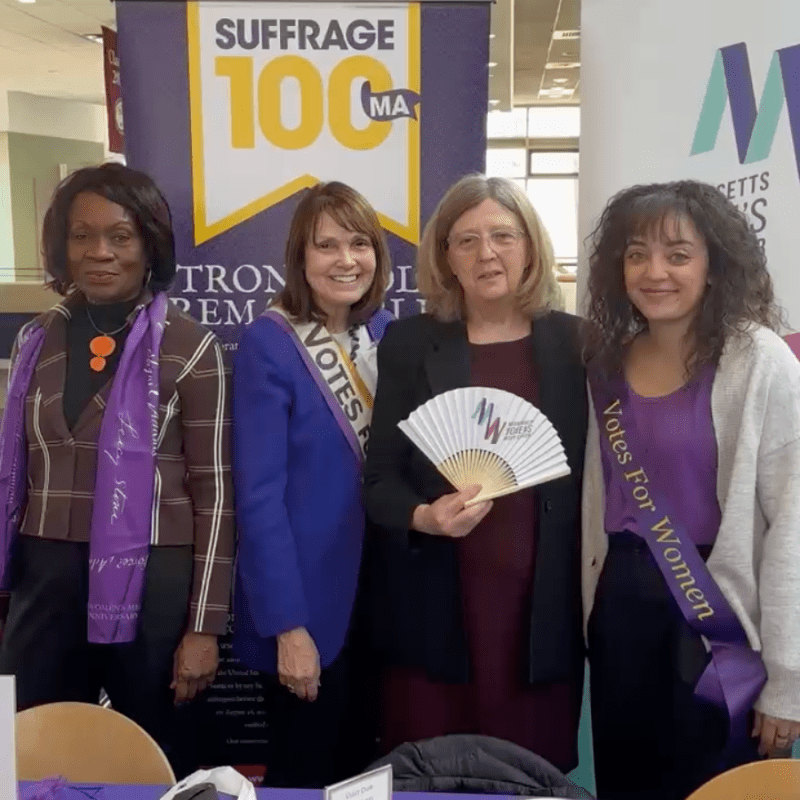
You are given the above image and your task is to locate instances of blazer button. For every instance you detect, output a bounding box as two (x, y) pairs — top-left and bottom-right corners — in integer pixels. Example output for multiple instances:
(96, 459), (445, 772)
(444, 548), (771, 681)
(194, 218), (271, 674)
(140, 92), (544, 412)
(544, 500), (552, 512)
(591, 557), (597, 567)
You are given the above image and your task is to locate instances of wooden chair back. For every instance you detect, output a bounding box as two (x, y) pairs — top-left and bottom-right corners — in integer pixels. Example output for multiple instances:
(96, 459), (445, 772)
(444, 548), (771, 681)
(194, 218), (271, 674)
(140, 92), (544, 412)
(686, 758), (800, 799)
(16, 701), (176, 785)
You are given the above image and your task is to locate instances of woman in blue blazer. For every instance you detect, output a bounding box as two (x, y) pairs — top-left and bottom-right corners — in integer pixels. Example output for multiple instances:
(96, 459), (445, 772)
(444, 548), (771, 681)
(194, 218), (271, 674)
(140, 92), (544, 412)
(232, 182), (392, 788)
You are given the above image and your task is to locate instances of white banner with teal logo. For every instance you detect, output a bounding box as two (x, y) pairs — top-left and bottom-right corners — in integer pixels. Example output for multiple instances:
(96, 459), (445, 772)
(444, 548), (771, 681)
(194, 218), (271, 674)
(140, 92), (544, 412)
(579, 0), (800, 330)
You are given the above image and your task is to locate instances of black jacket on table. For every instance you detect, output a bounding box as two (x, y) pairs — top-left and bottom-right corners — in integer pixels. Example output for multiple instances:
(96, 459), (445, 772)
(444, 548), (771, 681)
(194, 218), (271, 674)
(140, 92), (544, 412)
(369, 734), (593, 797)
(362, 311), (588, 686)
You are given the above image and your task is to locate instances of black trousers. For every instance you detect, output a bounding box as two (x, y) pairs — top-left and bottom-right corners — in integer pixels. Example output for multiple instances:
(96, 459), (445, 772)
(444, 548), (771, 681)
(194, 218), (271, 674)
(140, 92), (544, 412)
(0, 536), (192, 774)
(264, 640), (376, 789)
(588, 534), (759, 800)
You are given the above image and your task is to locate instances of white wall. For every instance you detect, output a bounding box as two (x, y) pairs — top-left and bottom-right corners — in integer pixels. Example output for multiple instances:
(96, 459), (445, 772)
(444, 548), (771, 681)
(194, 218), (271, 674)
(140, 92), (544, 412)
(559, 278), (577, 315)
(0, 133), (14, 280)
(0, 91), (122, 283)
(7, 91), (106, 143)
(5, 89), (121, 165)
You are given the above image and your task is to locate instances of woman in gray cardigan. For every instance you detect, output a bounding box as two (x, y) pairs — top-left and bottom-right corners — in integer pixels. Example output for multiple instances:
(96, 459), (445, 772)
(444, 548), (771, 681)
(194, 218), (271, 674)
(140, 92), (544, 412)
(582, 180), (800, 800)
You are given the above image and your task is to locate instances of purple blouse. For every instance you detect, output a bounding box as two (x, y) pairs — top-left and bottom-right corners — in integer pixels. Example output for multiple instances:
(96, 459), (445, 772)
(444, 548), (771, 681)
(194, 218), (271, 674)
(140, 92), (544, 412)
(601, 364), (722, 546)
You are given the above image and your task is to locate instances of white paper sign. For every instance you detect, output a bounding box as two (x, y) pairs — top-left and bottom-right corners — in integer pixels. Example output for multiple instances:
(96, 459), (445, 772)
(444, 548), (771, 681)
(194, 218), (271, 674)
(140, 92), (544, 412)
(325, 764), (392, 800)
(0, 676), (16, 800)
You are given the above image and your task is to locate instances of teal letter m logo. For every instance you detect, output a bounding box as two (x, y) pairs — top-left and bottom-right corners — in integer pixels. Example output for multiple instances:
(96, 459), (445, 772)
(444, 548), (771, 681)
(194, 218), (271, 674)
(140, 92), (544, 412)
(691, 42), (800, 179)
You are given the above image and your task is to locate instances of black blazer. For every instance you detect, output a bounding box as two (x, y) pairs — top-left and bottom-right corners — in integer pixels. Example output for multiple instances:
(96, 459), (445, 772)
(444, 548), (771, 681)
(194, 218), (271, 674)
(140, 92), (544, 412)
(362, 311), (588, 686)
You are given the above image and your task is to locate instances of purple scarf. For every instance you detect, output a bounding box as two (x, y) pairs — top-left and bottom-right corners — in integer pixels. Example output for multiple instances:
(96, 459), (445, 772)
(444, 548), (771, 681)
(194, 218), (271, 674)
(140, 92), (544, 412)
(0, 293), (169, 644)
(0, 323), (46, 587)
(589, 368), (767, 768)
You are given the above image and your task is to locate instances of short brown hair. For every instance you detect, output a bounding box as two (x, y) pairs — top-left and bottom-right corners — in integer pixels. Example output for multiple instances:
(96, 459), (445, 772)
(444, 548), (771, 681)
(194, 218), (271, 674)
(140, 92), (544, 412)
(275, 181), (391, 325)
(417, 174), (562, 321)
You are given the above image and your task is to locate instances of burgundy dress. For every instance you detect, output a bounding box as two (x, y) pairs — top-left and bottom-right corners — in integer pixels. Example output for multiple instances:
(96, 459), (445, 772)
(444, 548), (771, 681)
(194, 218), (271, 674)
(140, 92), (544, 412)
(381, 336), (581, 772)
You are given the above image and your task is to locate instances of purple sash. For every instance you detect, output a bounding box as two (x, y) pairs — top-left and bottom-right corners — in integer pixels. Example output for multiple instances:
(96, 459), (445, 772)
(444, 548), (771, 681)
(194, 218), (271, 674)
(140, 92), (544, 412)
(589, 369), (767, 767)
(0, 294), (169, 644)
(786, 332), (800, 360)
(263, 307), (391, 461)
(0, 323), (47, 587)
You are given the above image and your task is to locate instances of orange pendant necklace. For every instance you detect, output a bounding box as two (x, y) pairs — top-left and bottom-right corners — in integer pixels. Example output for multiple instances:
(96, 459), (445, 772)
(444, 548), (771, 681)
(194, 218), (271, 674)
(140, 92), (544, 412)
(86, 307), (127, 372)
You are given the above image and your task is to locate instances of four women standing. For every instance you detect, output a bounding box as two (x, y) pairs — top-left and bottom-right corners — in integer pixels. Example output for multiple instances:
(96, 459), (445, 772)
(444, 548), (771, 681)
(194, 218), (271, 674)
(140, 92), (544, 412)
(2, 166), (797, 796)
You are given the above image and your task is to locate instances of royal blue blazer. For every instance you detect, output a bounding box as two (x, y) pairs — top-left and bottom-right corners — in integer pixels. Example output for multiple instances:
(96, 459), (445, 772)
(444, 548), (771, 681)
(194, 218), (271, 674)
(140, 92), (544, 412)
(231, 310), (391, 671)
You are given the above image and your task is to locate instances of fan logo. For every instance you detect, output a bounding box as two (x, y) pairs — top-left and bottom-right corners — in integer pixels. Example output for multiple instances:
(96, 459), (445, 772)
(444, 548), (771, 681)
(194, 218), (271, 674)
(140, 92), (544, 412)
(472, 398), (506, 445)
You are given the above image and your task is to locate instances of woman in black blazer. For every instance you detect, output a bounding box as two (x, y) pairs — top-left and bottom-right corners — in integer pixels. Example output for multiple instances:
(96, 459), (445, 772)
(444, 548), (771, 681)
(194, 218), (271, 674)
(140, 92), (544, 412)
(362, 175), (588, 774)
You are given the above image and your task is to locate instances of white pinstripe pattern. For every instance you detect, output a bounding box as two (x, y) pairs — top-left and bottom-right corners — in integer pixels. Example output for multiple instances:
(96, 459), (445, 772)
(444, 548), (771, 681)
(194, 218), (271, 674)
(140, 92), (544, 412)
(31, 388), (49, 537)
(150, 467), (162, 545)
(156, 332), (215, 448)
(177, 332), (215, 383)
(157, 392), (181, 449)
(193, 341), (225, 631)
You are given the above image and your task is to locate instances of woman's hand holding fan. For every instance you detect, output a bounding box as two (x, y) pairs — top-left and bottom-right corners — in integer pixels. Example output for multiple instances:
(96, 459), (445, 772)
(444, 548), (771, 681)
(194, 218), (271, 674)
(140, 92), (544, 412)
(412, 484), (493, 538)
(399, 387), (570, 506)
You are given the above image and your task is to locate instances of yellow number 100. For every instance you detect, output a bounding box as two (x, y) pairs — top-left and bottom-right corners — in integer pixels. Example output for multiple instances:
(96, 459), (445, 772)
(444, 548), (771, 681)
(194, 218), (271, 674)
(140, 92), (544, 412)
(215, 55), (393, 151)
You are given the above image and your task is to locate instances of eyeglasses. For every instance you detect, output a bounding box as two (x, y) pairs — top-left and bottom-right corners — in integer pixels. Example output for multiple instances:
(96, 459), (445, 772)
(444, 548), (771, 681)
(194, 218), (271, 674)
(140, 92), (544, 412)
(446, 228), (525, 255)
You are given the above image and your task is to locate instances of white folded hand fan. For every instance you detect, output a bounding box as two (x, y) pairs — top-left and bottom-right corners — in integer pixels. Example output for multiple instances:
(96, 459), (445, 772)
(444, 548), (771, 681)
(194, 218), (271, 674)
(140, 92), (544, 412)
(398, 386), (570, 505)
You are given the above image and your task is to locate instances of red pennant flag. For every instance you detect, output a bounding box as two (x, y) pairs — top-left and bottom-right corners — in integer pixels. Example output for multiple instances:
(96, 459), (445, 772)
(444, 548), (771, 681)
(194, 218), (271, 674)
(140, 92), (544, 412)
(101, 26), (124, 155)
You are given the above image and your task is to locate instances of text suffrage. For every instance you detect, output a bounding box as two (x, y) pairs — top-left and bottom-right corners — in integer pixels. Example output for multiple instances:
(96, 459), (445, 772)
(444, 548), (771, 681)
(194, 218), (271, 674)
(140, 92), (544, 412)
(215, 18), (396, 51)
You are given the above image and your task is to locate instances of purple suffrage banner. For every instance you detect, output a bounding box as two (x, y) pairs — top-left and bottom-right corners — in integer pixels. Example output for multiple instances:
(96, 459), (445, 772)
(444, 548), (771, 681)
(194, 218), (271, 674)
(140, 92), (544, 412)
(117, 0), (489, 775)
(118, 0), (489, 355)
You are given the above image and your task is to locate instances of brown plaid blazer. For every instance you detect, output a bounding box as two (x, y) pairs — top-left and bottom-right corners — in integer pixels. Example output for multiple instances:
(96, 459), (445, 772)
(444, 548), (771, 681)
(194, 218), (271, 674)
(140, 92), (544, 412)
(8, 292), (235, 635)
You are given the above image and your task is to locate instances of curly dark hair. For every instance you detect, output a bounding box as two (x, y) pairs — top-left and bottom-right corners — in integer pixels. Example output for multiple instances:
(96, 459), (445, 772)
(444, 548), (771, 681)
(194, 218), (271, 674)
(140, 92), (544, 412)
(583, 179), (783, 374)
(42, 162), (176, 295)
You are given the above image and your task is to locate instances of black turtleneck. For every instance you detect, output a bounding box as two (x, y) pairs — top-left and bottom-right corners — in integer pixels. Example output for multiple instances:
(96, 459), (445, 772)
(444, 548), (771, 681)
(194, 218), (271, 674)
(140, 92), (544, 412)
(64, 297), (138, 431)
